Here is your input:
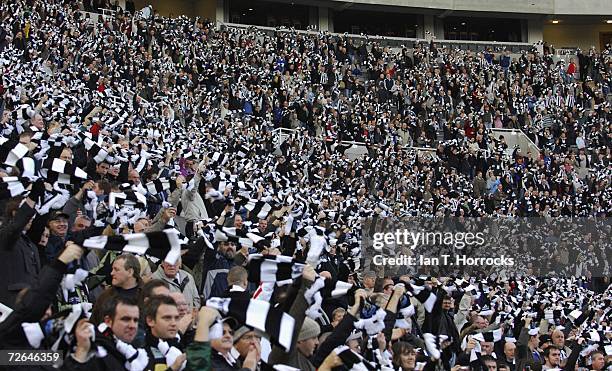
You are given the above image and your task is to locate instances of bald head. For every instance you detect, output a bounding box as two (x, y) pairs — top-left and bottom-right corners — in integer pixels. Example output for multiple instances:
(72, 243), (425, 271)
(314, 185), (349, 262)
(504, 342), (516, 360)
(551, 329), (565, 347)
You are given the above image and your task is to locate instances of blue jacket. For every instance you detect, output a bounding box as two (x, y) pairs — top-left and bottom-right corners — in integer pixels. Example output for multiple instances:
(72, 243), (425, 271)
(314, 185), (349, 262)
(198, 238), (236, 300)
(501, 55), (511, 68)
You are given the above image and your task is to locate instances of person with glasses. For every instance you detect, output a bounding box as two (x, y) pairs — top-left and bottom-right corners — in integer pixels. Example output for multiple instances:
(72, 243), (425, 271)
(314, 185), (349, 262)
(169, 292), (190, 315)
(45, 210), (70, 261)
(234, 326), (267, 371)
(169, 291), (197, 342)
(211, 317), (242, 370)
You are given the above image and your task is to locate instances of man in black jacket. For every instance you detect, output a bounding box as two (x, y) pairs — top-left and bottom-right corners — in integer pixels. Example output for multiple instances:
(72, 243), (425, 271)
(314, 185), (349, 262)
(65, 295), (143, 370)
(143, 295), (187, 371)
(425, 289), (462, 368)
(0, 180), (46, 307)
(45, 210), (70, 263)
(0, 241), (84, 349)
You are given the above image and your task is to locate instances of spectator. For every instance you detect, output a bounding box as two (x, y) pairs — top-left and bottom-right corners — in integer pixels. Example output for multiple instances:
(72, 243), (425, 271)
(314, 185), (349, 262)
(152, 257), (200, 310)
(392, 342), (417, 370)
(45, 210), (70, 261)
(543, 346), (561, 370)
(65, 296), (140, 369)
(133, 279), (170, 347)
(211, 317), (240, 370)
(0, 241), (84, 349)
(91, 254), (142, 324)
(566, 58), (577, 82)
(0, 192), (41, 307)
(144, 295), (187, 370)
(224, 266), (250, 300)
(0, 2), (609, 370)
(269, 265), (318, 371)
(588, 350), (606, 371)
(233, 326), (266, 370)
(362, 271), (376, 294)
(503, 341), (517, 371)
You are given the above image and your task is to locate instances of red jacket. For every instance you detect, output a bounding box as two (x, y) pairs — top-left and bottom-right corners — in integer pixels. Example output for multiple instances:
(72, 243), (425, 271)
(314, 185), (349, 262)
(90, 122), (101, 136)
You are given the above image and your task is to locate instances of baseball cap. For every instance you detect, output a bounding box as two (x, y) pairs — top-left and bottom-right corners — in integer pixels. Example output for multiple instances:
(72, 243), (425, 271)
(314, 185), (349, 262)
(539, 334), (552, 347)
(221, 316), (240, 331)
(48, 210), (70, 221)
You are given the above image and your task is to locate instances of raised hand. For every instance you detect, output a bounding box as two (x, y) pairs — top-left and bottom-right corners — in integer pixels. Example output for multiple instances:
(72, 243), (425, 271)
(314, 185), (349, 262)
(58, 241), (84, 264)
(73, 319), (93, 362)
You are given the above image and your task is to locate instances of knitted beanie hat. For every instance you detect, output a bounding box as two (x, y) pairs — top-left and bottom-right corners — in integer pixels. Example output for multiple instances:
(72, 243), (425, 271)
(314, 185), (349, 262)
(298, 317), (321, 342)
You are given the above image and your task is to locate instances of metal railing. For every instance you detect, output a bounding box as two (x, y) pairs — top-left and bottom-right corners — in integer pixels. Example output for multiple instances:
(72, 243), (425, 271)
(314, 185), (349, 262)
(79, 8), (117, 23)
(273, 127), (439, 160)
(272, 126), (541, 162)
(218, 22), (533, 53)
(490, 128), (540, 160)
(78, 9), (119, 35)
(101, 8), (117, 20)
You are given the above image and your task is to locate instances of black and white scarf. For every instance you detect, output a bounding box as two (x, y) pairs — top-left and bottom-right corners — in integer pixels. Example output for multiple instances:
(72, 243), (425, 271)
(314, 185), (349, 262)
(247, 254), (305, 286)
(333, 345), (381, 371)
(205, 297), (295, 352)
(82, 229), (183, 264)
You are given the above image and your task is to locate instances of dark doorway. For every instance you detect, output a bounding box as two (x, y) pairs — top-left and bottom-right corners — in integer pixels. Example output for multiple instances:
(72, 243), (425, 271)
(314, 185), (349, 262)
(600, 32), (612, 51)
(228, 0), (310, 30)
(334, 9), (421, 38)
(444, 16), (523, 42)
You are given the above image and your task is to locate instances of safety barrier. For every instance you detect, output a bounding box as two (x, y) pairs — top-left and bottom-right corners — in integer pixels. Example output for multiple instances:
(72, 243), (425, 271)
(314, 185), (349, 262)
(490, 128), (540, 160)
(271, 125), (542, 163)
(218, 22), (534, 53)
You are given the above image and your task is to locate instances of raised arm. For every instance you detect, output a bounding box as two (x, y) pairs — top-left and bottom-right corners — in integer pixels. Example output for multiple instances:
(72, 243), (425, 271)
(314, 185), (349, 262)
(268, 264), (316, 364)
(0, 198), (36, 247)
(0, 243), (83, 346)
(312, 289), (366, 367)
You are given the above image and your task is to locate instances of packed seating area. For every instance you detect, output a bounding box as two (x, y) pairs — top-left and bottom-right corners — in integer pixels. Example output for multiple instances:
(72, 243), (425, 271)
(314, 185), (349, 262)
(0, 0), (610, 370)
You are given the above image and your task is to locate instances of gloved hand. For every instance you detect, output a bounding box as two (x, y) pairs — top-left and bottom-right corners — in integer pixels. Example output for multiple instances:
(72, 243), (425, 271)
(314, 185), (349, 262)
(28, 178), (47, 203)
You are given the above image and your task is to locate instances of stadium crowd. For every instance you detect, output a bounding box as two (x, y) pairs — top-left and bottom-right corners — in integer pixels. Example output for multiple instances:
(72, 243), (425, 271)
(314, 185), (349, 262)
(0, 0), (610, 370)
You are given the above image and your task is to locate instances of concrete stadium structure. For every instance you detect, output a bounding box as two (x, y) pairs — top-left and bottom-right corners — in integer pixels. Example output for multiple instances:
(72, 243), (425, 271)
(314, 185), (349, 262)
(122, 0), (612, 51)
